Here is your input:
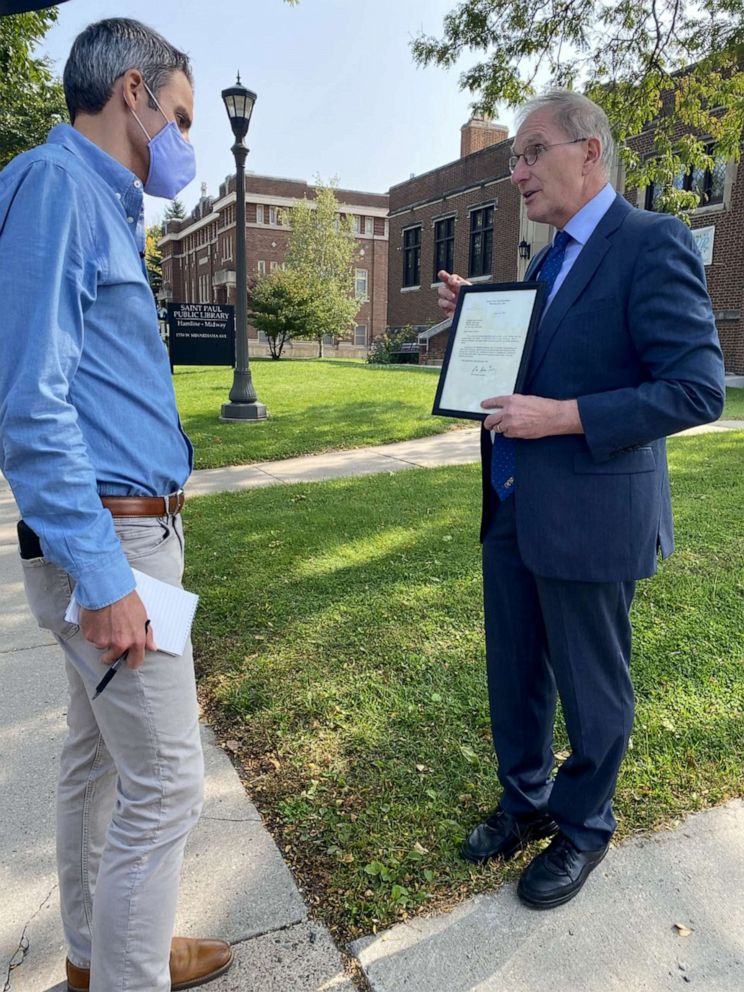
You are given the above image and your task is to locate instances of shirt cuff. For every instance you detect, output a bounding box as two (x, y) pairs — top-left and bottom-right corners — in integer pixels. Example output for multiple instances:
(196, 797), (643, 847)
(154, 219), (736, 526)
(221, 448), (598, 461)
(72, 550), (136, 611)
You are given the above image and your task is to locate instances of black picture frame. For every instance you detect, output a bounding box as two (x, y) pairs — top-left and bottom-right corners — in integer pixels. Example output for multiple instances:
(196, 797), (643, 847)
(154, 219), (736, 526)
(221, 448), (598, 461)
(432, 281), (545, 421)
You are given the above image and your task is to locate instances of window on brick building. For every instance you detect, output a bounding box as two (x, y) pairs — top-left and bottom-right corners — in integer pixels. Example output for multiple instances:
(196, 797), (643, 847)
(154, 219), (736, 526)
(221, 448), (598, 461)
(355, 268), (369, 300)
(353, 215), (362, 234)
(256, 204), (264, 224)
(469, 206), (493, 277)
(354, 324), (368, 347)
(402, 226), (421, 287)
(433, 216), (455, 281)
(257, 260), (266, 275)
(269, 206), (284, 226)
(365, 217), (374, 235)
(645, 143), (727, 211)
(270, 261), (279, 272)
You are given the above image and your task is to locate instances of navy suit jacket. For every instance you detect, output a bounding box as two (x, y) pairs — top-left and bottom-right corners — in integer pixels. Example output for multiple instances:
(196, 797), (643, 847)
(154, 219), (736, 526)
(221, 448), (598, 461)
(480, 194), (725, 582)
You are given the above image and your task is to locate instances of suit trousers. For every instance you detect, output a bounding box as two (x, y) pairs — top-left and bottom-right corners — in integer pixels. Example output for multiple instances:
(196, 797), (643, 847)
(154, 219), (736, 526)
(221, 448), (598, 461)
(20, 514), (204, 992)
(482, 496), (636, 850)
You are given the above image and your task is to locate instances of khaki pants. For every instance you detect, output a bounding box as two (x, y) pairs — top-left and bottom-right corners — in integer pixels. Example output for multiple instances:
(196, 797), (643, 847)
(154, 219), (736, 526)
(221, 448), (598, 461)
(21, 514), (203, 992)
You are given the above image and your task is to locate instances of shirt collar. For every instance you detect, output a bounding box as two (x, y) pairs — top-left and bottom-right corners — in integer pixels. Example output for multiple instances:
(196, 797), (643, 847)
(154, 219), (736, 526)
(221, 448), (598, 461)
(563, 183), (616, 247)
(47, 124), (145, 250)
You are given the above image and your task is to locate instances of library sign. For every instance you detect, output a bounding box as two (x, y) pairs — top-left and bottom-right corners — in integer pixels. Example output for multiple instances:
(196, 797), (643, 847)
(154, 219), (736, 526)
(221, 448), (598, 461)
(167, 303), (235, 366)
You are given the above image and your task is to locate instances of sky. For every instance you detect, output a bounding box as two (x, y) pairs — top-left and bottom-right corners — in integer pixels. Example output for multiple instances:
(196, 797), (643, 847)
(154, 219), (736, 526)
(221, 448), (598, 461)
(38, 0), (516, 223)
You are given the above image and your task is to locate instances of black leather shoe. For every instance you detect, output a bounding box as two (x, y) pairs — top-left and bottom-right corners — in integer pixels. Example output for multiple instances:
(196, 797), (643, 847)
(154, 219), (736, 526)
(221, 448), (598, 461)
(517, 832), (608, 909)
(461, 807), (558, 864)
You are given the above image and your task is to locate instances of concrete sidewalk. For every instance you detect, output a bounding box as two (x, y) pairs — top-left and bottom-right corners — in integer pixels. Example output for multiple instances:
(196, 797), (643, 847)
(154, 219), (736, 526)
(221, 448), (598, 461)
(185, 427), (482, 497)
(352, 802), (744, 991)
(2, 423), (743, 992)
(186, 419), (742, 498)
(0, 477), (355, 992)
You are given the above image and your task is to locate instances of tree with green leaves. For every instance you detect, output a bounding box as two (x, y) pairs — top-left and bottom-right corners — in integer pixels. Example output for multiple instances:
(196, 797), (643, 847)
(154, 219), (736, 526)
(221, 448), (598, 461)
(249, 268), (312, 360)
(144, 224), (163, 299)
(412, 1), (744, 216)
(0, 9), (69, 169)
(367, 325), (420, 365)
(283, 180), (360, 357)
(163, 198), (187, 222)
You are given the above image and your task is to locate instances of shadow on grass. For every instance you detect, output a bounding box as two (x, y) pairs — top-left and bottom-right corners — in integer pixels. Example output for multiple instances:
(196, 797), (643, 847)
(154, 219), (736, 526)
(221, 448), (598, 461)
(180, 396), (453, 468)
(183, 435), (744, 939)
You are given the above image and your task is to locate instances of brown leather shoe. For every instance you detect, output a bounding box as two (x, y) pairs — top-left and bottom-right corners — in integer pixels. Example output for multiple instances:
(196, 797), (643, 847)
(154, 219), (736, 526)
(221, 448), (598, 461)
(66, 936), (234, 991)
(65, 960), (89, 992)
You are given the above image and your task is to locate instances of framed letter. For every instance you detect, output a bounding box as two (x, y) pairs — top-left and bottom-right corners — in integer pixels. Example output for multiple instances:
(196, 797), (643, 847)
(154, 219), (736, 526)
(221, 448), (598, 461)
(432, 282), (544, 421)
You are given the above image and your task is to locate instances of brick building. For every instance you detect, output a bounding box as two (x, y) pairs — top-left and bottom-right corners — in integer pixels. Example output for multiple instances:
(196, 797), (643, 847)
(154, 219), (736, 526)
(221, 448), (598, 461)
(623, 128), (744, 374)
(159, 175), (389, 358)
(387, 119), (523, 355)
(387, 117), (744, 374)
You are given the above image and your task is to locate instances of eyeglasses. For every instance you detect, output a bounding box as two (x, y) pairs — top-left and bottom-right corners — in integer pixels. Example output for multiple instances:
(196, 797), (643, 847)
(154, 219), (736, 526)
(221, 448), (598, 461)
(508, 138), (587, 173)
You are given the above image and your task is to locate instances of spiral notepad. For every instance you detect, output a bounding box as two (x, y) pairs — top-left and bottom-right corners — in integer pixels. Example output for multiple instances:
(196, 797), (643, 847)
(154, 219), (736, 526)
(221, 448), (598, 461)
(65, 568), (199, 656)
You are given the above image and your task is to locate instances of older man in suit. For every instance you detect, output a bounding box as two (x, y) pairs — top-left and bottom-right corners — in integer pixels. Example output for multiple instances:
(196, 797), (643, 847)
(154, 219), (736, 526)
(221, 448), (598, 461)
(437, 90), (725, 908)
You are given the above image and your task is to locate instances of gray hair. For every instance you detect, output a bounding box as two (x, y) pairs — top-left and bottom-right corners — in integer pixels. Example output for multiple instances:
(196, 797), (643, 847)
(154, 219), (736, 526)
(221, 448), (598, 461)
(516, 90), (615, 175)
(63, 18), (192, 123)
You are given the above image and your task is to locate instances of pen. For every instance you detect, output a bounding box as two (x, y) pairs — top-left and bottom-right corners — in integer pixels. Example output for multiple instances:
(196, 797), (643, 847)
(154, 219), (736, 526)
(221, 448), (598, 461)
(93, 651), (127, 699)
(93, 620), (150, 699)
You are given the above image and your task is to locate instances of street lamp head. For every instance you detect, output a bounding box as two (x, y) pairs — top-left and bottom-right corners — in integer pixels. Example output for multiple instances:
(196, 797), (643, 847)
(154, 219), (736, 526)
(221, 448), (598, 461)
(222, 74), (257, 142)
(518, 239), (532, 261)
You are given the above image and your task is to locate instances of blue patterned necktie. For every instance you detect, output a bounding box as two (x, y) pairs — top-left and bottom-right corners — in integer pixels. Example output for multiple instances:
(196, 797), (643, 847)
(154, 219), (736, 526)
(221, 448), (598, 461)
(490, 230), (572, 500)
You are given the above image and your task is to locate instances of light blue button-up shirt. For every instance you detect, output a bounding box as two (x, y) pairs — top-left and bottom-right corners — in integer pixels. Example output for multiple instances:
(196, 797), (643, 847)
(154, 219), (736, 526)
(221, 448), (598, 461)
(0, 125), (193, 609)
(542, 182), (617, 308)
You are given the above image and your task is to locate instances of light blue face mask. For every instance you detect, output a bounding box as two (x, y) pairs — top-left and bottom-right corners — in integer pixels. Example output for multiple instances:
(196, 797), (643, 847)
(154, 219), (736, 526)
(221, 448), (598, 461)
(128, 81), (196, 199)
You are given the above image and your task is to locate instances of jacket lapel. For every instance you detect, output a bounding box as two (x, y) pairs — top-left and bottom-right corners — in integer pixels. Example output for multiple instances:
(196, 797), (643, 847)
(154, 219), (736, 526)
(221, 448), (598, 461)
(525, 195), (632, 383)
(524, 245), (550, 281)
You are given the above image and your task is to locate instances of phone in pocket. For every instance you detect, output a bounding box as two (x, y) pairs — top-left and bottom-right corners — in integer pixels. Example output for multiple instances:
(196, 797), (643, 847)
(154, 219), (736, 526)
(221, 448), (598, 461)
(17, 519), (44, 560)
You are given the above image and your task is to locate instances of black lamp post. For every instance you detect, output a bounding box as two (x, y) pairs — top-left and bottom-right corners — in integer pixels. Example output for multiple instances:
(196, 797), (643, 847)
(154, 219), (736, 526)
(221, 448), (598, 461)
(518, 239), (532, 261)
(219, 74), (267, 422)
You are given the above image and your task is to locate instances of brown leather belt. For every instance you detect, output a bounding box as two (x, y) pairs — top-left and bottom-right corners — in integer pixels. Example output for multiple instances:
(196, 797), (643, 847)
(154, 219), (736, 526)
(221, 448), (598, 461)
(100, 490), (185, 518)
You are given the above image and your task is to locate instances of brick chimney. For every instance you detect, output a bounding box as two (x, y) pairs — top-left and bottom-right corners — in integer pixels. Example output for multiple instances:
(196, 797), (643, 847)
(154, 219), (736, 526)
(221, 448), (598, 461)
(460, 117), (509, 158)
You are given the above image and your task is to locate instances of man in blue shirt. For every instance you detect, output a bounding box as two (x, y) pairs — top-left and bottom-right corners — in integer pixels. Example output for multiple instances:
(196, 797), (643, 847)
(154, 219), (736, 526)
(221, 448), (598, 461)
(0, 19), (233, 992)
(438, 91), (724, 909)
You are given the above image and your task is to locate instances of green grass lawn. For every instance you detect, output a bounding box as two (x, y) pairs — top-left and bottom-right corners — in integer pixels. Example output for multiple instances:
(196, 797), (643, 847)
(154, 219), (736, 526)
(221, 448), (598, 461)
(724, 386), (744, 419)
(174, 360), (457, 469)
(184, 431), (744, 941)
(174, 362), (743, 471)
